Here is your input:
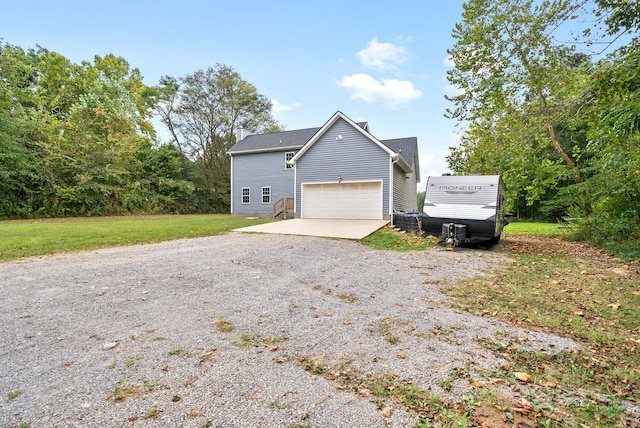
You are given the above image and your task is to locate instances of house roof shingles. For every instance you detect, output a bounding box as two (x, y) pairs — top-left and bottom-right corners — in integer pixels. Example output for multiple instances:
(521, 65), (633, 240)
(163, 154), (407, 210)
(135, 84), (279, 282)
(227, 127), (321, 154)
(381, 137), (417, 168)
(228, 119), (417, 169)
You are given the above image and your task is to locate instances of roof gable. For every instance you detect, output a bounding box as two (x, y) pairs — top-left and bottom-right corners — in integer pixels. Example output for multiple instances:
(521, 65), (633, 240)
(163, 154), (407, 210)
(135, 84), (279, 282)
(228, 118), (371, 155)
(289, 111), (397, 164)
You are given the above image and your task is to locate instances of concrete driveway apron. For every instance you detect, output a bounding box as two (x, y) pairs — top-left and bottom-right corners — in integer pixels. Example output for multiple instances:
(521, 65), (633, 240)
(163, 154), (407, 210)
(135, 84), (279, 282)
(233, 219), (389, 240)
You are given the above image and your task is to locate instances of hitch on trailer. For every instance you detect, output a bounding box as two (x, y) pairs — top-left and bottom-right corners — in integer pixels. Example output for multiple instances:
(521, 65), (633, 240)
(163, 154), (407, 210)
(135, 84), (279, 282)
(441, 222), (467, 251)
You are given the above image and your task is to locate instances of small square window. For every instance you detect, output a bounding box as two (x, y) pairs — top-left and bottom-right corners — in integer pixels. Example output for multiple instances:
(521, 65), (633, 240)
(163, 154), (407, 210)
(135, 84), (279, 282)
(285, 151), (295, 169)
(262, 187), (271, 204)
(242, 187), (250, 204)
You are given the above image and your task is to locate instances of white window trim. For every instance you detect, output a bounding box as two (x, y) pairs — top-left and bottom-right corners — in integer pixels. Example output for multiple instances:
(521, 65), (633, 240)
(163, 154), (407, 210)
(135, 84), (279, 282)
(285, 151), (295, 169)
(261, 186), (271, 204)
(242, 187), (250, 204)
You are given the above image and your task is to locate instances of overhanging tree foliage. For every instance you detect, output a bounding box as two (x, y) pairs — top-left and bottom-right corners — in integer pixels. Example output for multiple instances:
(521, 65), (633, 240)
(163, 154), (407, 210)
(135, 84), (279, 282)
(446, 0), (640, 257)
(446, 0), (590, 217)
(579, 1), (640, 256)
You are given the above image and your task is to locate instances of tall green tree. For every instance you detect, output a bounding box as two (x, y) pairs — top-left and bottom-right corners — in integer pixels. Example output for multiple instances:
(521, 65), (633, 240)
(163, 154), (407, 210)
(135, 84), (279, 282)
(155, 64), (280, 212)
(0, 41), (189, 217)
(576, 1), (640, 256)
(446, 0), (592, 215)
(0, 42), (56, 217)
(55, 79), (144, 214)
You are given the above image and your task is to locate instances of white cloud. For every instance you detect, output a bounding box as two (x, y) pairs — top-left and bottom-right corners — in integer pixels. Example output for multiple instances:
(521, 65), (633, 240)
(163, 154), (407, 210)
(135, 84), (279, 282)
(271, 99), (301, 114)
(356, 37), (408, 72)
(443, 55), (455, 67)
(419, 148), (453, 181)
(338, 73), (422, 108)
(445, 83), (464, 97)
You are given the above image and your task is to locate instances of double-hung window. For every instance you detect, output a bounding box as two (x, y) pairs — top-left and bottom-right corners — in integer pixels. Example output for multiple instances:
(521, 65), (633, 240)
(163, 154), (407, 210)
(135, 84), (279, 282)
(262, 186), (271, 204)
(242, 187), (250, 204)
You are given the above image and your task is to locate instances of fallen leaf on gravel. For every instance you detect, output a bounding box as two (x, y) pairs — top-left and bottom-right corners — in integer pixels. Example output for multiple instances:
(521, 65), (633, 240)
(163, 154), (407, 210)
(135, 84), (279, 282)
(358, 387), (372, 397)
(128, 416), (138, 422)
(513, 398), (534, 414)
(172, 395), (181, 402)
(161, 365), (169, 371)
(185, 376), (198, 386)
(514, 372), (533, 383)
(397, 353), (407, 359)
(61, 360), (75, 367)
(382, 407), (391, 417)
(517, 423), (533, 428)
(300, 412), (309, 420)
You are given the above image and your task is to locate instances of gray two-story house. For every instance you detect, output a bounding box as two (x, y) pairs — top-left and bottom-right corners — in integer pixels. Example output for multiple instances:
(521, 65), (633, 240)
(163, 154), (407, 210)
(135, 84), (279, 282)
(227, 111), (419, 220)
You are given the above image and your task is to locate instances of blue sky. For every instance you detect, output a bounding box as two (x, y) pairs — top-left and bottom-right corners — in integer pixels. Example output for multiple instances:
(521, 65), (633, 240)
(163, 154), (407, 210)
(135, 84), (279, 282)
(3, 0), (466, 186)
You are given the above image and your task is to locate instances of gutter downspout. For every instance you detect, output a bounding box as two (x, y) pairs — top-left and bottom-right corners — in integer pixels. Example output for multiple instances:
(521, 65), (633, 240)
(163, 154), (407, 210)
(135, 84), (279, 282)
(390, 154), (400, 226)
(229, 154), (234, 214)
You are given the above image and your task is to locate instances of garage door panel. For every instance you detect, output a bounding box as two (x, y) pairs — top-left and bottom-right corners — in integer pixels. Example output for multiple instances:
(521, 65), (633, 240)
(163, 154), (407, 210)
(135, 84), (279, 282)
(302, 182), (382, 220)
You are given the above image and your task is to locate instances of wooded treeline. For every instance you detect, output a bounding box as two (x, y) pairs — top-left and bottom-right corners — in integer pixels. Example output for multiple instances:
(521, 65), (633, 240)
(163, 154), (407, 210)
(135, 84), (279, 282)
(0, 45), (279, 218)
(447, 0), (640, 257)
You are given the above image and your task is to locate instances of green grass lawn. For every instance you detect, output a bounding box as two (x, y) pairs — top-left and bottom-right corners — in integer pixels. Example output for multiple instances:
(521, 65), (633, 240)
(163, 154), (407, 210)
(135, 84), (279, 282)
(504, 219), (576, 237)
(0, 215), (272, 262)
(1, 216), (566, 262)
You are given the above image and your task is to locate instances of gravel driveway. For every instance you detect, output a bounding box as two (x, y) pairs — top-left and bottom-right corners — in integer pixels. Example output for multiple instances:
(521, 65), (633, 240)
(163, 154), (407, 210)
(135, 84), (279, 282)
(0, 233), (579, 427)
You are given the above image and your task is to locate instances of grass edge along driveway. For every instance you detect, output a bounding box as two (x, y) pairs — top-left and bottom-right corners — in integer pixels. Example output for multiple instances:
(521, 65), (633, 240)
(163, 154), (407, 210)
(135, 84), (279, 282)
(0, 214), (273, 262)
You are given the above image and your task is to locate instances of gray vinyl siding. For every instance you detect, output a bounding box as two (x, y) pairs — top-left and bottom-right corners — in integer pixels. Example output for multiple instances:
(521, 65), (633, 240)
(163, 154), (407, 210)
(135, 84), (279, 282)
(295, 118), (391, 216)
(392, 162), (418, 213)
(393, 165), (408, 212)
(406, 162), (418, 211)
(231, 151), (295, 215)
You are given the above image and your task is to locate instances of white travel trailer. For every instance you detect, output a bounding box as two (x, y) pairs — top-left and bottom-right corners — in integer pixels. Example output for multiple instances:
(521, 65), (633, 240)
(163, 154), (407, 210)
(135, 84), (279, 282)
(421, 175), (507, 249)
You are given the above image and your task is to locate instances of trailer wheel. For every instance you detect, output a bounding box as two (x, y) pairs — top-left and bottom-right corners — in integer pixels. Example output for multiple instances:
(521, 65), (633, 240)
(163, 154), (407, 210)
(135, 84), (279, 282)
(488, 235), (501, 246)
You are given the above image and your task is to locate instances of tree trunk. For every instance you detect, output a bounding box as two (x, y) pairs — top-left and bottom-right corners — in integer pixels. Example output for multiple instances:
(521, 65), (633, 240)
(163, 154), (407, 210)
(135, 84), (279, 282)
(538, 90), (583, 183)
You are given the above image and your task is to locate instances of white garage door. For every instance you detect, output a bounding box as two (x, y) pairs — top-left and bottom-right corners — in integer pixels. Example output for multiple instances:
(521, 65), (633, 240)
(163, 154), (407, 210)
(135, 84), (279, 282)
(302, 181), (383, 220)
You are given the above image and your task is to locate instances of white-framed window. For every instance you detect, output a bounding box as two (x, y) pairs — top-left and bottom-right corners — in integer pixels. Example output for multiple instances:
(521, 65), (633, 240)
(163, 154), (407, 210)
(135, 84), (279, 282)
(285, 151), (295, 169)
(242, 187), (250, 204)
(262, 186), (271, 204)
